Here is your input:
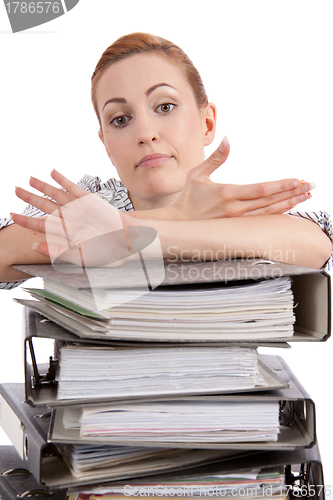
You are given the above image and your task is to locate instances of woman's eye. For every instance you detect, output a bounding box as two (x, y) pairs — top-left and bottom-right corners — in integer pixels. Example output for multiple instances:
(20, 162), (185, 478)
(111, 115), (131, 127)
(156, 103), (175, 113)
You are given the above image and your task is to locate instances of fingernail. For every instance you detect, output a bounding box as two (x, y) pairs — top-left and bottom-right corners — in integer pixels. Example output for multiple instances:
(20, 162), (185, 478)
(298, 192), (312, 202)
(218, 136), (229, 152)
(300, 181), (316, 192)
(291, 181), (300, 189)
(32, 243), (38, 251)
(298, 193), (307, 202)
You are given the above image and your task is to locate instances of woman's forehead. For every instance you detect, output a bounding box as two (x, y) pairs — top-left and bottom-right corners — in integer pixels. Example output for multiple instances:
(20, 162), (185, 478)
(95, 53), (192, 107)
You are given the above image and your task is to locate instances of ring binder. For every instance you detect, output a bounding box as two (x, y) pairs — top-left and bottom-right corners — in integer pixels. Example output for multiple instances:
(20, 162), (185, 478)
(66, 446), (326, 500)
(42, 354), (314, 452)
(14, 259), (331, 343)
(22, 308), (290, 408)
(0, 445), (67, 499)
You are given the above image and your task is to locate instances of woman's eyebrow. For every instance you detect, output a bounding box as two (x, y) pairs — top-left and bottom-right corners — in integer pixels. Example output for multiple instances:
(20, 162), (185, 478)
(102, 97), (126, 111)
(145, 83), (176, 96)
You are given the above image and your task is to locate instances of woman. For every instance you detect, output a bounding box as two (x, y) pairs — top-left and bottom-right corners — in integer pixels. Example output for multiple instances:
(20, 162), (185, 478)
(0, 33), (332, 286)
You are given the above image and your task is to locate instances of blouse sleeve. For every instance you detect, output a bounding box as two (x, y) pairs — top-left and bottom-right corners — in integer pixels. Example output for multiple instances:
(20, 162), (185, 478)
(287, 209), (333, 269)
(0, 203), (48, 290)
(0, 214), (21, 288)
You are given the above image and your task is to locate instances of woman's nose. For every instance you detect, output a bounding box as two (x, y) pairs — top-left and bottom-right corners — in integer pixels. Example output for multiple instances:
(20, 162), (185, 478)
(135, 114), (160, 145)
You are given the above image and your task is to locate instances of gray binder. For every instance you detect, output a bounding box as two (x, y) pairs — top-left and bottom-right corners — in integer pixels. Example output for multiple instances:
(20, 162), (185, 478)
(14, 259), (331, 343)
(0, 381), (324, 494)
(0, 384), (254, 489)
(65, 446), (327, 500)
(0, 445), (67, 499)
(22, 308), (289, 408)
(48, 354), (316, 451)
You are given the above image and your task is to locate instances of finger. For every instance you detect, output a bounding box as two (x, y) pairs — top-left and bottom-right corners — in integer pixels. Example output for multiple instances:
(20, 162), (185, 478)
(196, 136), (230, 178)
(11, 212), (63, 239)
(15, 186), (60, 215)
(33, 241), (81, 264)
(31, 241), (51, 257)
(234, 179), (314, 201)
(236, 181), (314, 213)
(51, 169), (90, 199)
(29, 176), (77, 205)
(244, 192), (312, 216)
(11, 212), (47, 233)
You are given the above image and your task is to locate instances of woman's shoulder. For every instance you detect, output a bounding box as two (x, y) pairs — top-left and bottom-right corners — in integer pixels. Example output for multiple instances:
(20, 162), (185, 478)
(77, 175), (134, 211)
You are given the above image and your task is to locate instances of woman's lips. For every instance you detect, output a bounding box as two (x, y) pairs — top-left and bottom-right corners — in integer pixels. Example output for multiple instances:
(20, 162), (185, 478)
(136, 154), (172, 168)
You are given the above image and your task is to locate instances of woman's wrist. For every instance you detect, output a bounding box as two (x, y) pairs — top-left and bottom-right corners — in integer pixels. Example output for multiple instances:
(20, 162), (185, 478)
(126, 204), (182, 222)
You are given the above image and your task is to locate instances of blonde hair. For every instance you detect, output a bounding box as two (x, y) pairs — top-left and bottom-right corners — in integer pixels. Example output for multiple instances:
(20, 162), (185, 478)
(91, 32), (209, 126)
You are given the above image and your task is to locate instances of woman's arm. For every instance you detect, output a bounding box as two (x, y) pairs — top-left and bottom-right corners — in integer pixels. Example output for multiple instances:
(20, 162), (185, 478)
(11, 184), (332, 270)
(0, 223), (50, 282)
(142, 213), (332, 269)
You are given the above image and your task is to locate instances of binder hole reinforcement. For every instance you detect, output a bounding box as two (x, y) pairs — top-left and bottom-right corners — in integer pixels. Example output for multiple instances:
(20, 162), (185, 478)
(1, 467), (30, 476)
(24, 433), (29, 460)
(250, 259), (274, 265)
(17, 489), (53, 498)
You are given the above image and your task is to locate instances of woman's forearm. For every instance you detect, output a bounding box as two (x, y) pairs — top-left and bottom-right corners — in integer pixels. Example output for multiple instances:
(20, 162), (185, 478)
(140, 214), (332, 269)
(0, 224), (50, 282)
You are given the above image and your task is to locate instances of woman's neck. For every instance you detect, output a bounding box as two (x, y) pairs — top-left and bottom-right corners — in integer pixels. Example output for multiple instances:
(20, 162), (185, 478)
(128, 190), (180, 211)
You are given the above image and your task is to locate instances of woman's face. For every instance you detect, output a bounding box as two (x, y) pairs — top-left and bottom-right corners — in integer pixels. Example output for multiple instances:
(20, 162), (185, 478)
(96, 53), (216, 210)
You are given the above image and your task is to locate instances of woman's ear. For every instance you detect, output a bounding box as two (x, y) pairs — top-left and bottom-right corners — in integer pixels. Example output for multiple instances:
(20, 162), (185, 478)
(203, 103), (217, 146)
(98, 130), (116, 166)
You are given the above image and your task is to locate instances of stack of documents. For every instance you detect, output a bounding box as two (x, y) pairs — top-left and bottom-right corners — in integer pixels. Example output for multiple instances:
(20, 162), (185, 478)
(62, 399), (280, 445)
(56, 346), (261, 400)
(67, 466), (286, 500)
(23, 276), (295, 341)
(57, 445), (236, 482)
(0, 260), (329, 493)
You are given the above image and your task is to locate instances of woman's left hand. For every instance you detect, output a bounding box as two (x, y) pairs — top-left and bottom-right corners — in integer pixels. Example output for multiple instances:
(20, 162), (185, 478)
(168, 138), (314, 221)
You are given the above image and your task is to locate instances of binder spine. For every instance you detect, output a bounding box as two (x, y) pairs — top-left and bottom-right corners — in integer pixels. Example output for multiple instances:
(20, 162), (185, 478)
(0, 384), (55, 485)
(286, 462), (325, 500)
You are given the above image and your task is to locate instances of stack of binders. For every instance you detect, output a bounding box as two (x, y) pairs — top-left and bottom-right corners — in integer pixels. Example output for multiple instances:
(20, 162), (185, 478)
(0, 259), (330, 499)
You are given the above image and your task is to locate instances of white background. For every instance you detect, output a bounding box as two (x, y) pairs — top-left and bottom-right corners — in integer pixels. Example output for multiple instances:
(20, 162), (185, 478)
(0, 0), (333, 487)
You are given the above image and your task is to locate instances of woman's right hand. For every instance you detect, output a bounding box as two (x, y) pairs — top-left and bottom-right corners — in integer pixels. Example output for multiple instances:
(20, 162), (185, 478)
(11, 172), (141, 267)
(169, 137), (314, 221)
